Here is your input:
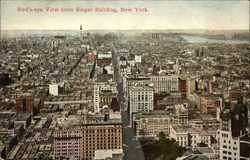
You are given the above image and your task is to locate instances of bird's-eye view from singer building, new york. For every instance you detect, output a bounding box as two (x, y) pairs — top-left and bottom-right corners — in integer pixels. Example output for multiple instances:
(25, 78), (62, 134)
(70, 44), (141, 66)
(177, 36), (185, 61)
(0, 0), (249, 160)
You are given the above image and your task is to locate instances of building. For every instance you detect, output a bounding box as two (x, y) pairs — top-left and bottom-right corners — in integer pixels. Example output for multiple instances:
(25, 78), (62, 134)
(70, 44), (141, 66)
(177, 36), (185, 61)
(124, 75), (150, 97)
(0, 134), (18, 159)
(87, 52), (97, 62)
(97, 58), (112, 67)
(200, 96), (222, 117)
(187, 78), (197, 99)
(133, 110), (175, 137)
(53, 120), (123, 160)
(16, 98), (36, 113)
(94, 149), (123, 160)
(94, 82), (117, 113)
(129, 85), (154, 114)
(80, 25), (83, 38)
(150, 75), (179, 93)
(189, 114), (220, 132)
(134, 55), (142, 63)
(174, 104), (189, 126)
(6, 130), (54, 160)
(81, 121), (123, 159)
(177, 154), (209, 160)
(189, 92), (202, 109)
(99, 90), (117, 108)
(169, 125), (212, 148)
(96, 51), (112, 67)
(218, 96), (249, 160)
(0, 73), (13, 87)
(53, 130), (82, 159)
(179, 77), (187, 98)
(49, 84), (59, 96)
(110, 97), (120, 112)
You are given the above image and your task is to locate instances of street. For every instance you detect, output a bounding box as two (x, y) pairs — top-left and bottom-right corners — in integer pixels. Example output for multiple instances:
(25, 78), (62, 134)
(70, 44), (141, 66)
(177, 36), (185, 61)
(112, 47), (145, 160)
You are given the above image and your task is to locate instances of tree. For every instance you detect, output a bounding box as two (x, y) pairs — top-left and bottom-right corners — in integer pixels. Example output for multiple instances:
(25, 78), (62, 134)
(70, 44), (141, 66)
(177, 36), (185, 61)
(197, 142), (207, 147)
(141, 132), (187, 160)
(159, 132), (167, 142)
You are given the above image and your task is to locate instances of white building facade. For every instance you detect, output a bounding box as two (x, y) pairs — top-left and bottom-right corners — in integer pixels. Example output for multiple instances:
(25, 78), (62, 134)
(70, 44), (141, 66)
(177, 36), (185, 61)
(150, 75), (179, 93)
(169, 125), (212, 148)
(93, 82), (117, 113)
(129, 86), (154, 114)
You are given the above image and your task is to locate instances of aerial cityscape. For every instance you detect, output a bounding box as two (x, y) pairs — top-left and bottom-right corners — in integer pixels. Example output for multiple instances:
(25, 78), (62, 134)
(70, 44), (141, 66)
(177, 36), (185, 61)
(0, 0), (250, 160)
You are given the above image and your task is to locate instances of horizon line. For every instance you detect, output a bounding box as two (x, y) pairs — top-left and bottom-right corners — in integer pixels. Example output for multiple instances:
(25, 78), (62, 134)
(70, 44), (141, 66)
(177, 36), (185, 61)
(1, 28), (249, 31)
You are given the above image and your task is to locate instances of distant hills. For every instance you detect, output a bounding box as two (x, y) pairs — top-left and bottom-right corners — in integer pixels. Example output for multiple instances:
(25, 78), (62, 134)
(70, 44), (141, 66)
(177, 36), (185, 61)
(1, 29), (249, 41)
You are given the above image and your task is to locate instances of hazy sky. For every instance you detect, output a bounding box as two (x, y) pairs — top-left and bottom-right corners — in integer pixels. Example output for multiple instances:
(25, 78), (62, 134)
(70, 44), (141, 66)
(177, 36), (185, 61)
(1, 0), (249, 30)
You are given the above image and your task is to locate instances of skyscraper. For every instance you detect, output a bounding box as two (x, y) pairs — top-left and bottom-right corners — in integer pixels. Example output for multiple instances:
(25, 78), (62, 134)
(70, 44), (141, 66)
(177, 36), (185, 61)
(80, 25), (83, 38)
(219, 97), (249, 160)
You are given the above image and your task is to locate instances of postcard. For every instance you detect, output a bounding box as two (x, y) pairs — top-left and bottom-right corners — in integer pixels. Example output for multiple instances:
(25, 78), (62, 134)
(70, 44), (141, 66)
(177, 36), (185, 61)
(0, 0), (249, 160)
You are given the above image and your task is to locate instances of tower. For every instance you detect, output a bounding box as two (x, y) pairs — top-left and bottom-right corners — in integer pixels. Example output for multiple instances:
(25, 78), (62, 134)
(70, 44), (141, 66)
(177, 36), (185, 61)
(80, 25), (83, 38)
(175, 59), (180, 76)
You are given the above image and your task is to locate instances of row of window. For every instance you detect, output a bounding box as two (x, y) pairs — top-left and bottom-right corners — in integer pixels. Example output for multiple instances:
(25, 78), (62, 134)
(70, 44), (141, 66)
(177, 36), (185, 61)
(222, 145), (238, 151)
(223, 140), (237, 145)
(55, 145), (79, 148)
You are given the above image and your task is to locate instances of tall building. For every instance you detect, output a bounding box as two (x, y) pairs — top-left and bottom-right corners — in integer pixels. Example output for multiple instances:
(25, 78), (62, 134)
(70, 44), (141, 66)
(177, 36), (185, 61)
(129, 85), (154, 115)
(124, 75), (178, 97)
(124, 75), (150, 97)
(179, 77), (187, 98)
(94, 82), (117, 113)
(150, 75), (179, 93)
(81, 122), (123, 159)
(53, 121), (123, 160)
(80, 25), (83, 38)
(187, 78), (197, 99)
(174, 59), (180, 76)
(219, 96), (249, 160)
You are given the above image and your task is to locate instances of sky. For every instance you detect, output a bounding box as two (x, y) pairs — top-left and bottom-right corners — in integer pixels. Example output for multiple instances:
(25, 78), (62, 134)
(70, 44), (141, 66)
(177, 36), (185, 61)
(0, 0), (249, 30)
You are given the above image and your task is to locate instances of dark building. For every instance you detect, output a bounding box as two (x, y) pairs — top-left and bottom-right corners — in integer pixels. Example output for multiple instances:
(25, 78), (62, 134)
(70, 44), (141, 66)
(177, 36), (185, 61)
(0, 73), (13, 87)
(111, 97), (120, 112)
(219, 96), (249, 159)
(97, 58), (112, 67)
(15, 98), (39, 115)
(152, 65), (160, 75)
(179, 77), (187, 98)
(231, 96), (248, 137)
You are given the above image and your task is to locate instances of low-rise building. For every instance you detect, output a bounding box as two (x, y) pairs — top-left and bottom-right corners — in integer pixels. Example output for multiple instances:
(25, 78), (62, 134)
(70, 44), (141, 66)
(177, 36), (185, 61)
(133, 110), (175, 137)
(94, 149), (123, 160)
(170, 125), (212, 148)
